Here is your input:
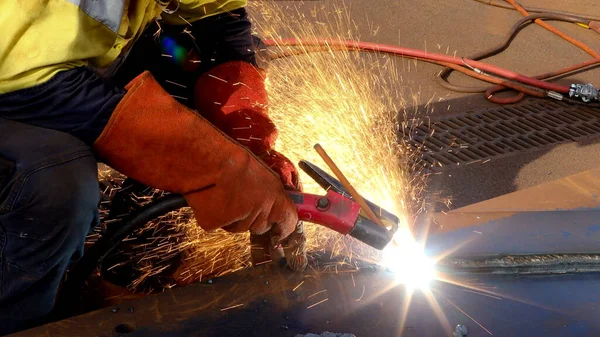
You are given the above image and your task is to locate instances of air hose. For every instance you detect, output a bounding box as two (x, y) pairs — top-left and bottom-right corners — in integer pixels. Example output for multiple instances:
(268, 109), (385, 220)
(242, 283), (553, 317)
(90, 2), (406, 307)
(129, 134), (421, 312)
(264, 38), (571, 93)
(264, 3), (600, 105)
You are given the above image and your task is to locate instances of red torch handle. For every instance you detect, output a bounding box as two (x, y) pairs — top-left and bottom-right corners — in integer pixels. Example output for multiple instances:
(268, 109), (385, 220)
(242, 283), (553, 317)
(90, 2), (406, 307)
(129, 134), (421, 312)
(287, 190), (361, 235)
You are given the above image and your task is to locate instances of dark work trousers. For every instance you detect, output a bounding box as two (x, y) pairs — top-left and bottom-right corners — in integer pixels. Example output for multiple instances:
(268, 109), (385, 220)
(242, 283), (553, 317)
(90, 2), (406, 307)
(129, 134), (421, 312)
(0, 119), (101, 334)
(0, 67), (123, 334)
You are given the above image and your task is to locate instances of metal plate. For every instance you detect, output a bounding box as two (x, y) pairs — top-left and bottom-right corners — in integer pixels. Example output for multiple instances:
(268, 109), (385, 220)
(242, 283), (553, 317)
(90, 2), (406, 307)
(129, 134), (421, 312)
(408, 100), (600, 173)
(422, 209), (600, 258)
(13, 263), (600, 337)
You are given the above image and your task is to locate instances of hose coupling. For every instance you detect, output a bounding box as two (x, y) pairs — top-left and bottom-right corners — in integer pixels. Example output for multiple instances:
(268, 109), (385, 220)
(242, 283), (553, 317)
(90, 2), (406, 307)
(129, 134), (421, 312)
(569, 83), (599, 103)
(547, 91), (563, 101)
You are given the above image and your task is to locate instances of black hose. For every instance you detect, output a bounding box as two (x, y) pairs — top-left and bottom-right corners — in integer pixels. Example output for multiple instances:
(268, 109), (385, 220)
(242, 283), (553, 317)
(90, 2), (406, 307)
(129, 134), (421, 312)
(53, 194), (188, 318)
(471, 0), (600, 22)
(437, 13), (590, 93)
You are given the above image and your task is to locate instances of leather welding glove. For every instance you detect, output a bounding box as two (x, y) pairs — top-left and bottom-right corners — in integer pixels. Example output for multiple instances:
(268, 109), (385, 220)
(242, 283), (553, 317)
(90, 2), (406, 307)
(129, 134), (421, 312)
(194, 61), (276, 154)
(93, 71), (298, 240)
(258, 152), (307, 272)
(194, 61), (307, 271)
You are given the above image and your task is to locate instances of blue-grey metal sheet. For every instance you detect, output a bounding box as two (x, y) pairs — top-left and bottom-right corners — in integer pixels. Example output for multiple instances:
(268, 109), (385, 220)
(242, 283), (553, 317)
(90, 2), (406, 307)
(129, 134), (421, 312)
(423, 210), (600, 258)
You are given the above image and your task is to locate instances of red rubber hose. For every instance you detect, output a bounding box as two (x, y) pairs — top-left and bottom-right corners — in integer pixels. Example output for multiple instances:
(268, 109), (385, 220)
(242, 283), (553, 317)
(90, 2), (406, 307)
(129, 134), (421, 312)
(263, 38), (571, 93)
(425, 59), (546, 98)
(534, 58), (600, 81)
(484, 57), (600, 103)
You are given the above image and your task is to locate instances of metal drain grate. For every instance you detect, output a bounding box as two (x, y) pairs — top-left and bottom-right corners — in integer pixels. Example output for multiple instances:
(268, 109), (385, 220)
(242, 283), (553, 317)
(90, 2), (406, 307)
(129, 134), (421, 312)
(408, 100), (600, 173)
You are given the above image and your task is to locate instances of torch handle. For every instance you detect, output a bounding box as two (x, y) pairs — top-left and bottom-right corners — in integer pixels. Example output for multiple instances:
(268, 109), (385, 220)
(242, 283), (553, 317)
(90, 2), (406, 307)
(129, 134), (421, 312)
(287, 190), (361, 235)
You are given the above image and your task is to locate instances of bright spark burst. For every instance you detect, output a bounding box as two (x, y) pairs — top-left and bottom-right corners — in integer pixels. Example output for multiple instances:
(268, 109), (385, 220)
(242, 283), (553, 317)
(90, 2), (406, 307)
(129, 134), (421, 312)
(252, 4), (501, 335)
(252, 0), (431, 286)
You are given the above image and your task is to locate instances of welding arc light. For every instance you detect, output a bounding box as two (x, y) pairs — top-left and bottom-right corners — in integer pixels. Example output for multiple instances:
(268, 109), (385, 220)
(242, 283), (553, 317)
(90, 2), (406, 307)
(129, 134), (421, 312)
(381, 228), (435, 291)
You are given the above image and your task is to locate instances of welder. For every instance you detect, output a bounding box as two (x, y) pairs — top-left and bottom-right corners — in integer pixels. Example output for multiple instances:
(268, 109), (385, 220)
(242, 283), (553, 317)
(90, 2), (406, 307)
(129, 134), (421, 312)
(0, 0), (306, 334)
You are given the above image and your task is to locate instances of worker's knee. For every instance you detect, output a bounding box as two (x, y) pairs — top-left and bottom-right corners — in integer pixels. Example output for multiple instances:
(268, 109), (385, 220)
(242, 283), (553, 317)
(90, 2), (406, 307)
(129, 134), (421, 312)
(0, 123), (100, 293)
(7, 154), (99, 239)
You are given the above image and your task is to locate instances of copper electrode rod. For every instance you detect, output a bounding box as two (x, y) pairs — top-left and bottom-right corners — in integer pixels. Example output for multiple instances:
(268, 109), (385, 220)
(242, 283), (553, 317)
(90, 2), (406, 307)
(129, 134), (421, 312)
(313, 144), (384, 227)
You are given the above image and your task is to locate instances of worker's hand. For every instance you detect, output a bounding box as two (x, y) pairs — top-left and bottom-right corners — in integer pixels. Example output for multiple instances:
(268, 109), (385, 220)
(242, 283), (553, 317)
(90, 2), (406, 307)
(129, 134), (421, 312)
(249, 151), (307, 271)
(250, 221), (307, 272)
(281, 221), (308, 271)
(93, 71), (298, 238)
(263, 151), (307, 271)
(192, 150), (299, 238)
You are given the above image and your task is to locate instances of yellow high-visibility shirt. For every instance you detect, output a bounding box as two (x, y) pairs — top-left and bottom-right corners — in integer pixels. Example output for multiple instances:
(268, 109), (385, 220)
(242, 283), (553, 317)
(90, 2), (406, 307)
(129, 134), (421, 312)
(0, 0), (246, 94)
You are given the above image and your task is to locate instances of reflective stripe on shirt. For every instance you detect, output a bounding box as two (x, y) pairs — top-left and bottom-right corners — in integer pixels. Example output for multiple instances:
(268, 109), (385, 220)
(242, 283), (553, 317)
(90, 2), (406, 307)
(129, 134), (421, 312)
(65, 0), (125, 32)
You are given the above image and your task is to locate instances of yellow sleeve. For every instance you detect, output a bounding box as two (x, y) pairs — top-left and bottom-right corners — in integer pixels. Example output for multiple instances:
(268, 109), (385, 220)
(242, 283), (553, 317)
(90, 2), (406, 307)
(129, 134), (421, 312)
(161, 0), (247, 25)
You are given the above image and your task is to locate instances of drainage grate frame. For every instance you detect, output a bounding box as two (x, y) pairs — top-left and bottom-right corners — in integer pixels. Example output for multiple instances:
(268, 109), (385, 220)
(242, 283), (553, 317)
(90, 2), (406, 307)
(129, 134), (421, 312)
(407, 100), (600, 173)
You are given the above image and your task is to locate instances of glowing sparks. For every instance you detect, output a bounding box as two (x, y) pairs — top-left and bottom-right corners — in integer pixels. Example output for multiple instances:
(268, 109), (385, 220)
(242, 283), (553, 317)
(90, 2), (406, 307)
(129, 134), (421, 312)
(89, 5), (556, 337)
(307, 298), (329, 309)
(308, 290), (327, 299)
(254, 259), (272, 266)
(165, 80), (187, 88)
(252, 2), (420, 221)
(292, 280), (305, 292)
(208, 74), (228, 83)
(433, 289), (494, 335)
(220, 303), (244, 312)
(355, 285), (366, 302)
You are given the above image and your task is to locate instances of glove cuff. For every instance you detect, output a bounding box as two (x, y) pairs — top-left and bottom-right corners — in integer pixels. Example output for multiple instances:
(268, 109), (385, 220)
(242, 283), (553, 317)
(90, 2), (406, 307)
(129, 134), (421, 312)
(194, 61), (277, 154)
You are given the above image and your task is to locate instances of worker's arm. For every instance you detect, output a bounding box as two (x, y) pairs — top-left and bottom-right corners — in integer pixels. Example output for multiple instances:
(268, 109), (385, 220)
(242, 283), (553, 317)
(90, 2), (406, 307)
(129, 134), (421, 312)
(0, 5), (257, 146)
(95, 70), (299, 240)
(0, 68), (124, 146)
(188, 7), (257, 69)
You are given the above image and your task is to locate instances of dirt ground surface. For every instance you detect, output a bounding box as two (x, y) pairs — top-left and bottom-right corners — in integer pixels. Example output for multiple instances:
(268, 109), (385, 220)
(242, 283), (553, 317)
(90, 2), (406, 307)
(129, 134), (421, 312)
(258, 0), (600, 209)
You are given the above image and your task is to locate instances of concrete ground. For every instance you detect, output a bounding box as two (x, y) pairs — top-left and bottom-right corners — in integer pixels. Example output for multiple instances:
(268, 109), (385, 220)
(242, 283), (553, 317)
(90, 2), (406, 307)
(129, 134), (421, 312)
(256, 0), (600, 209)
